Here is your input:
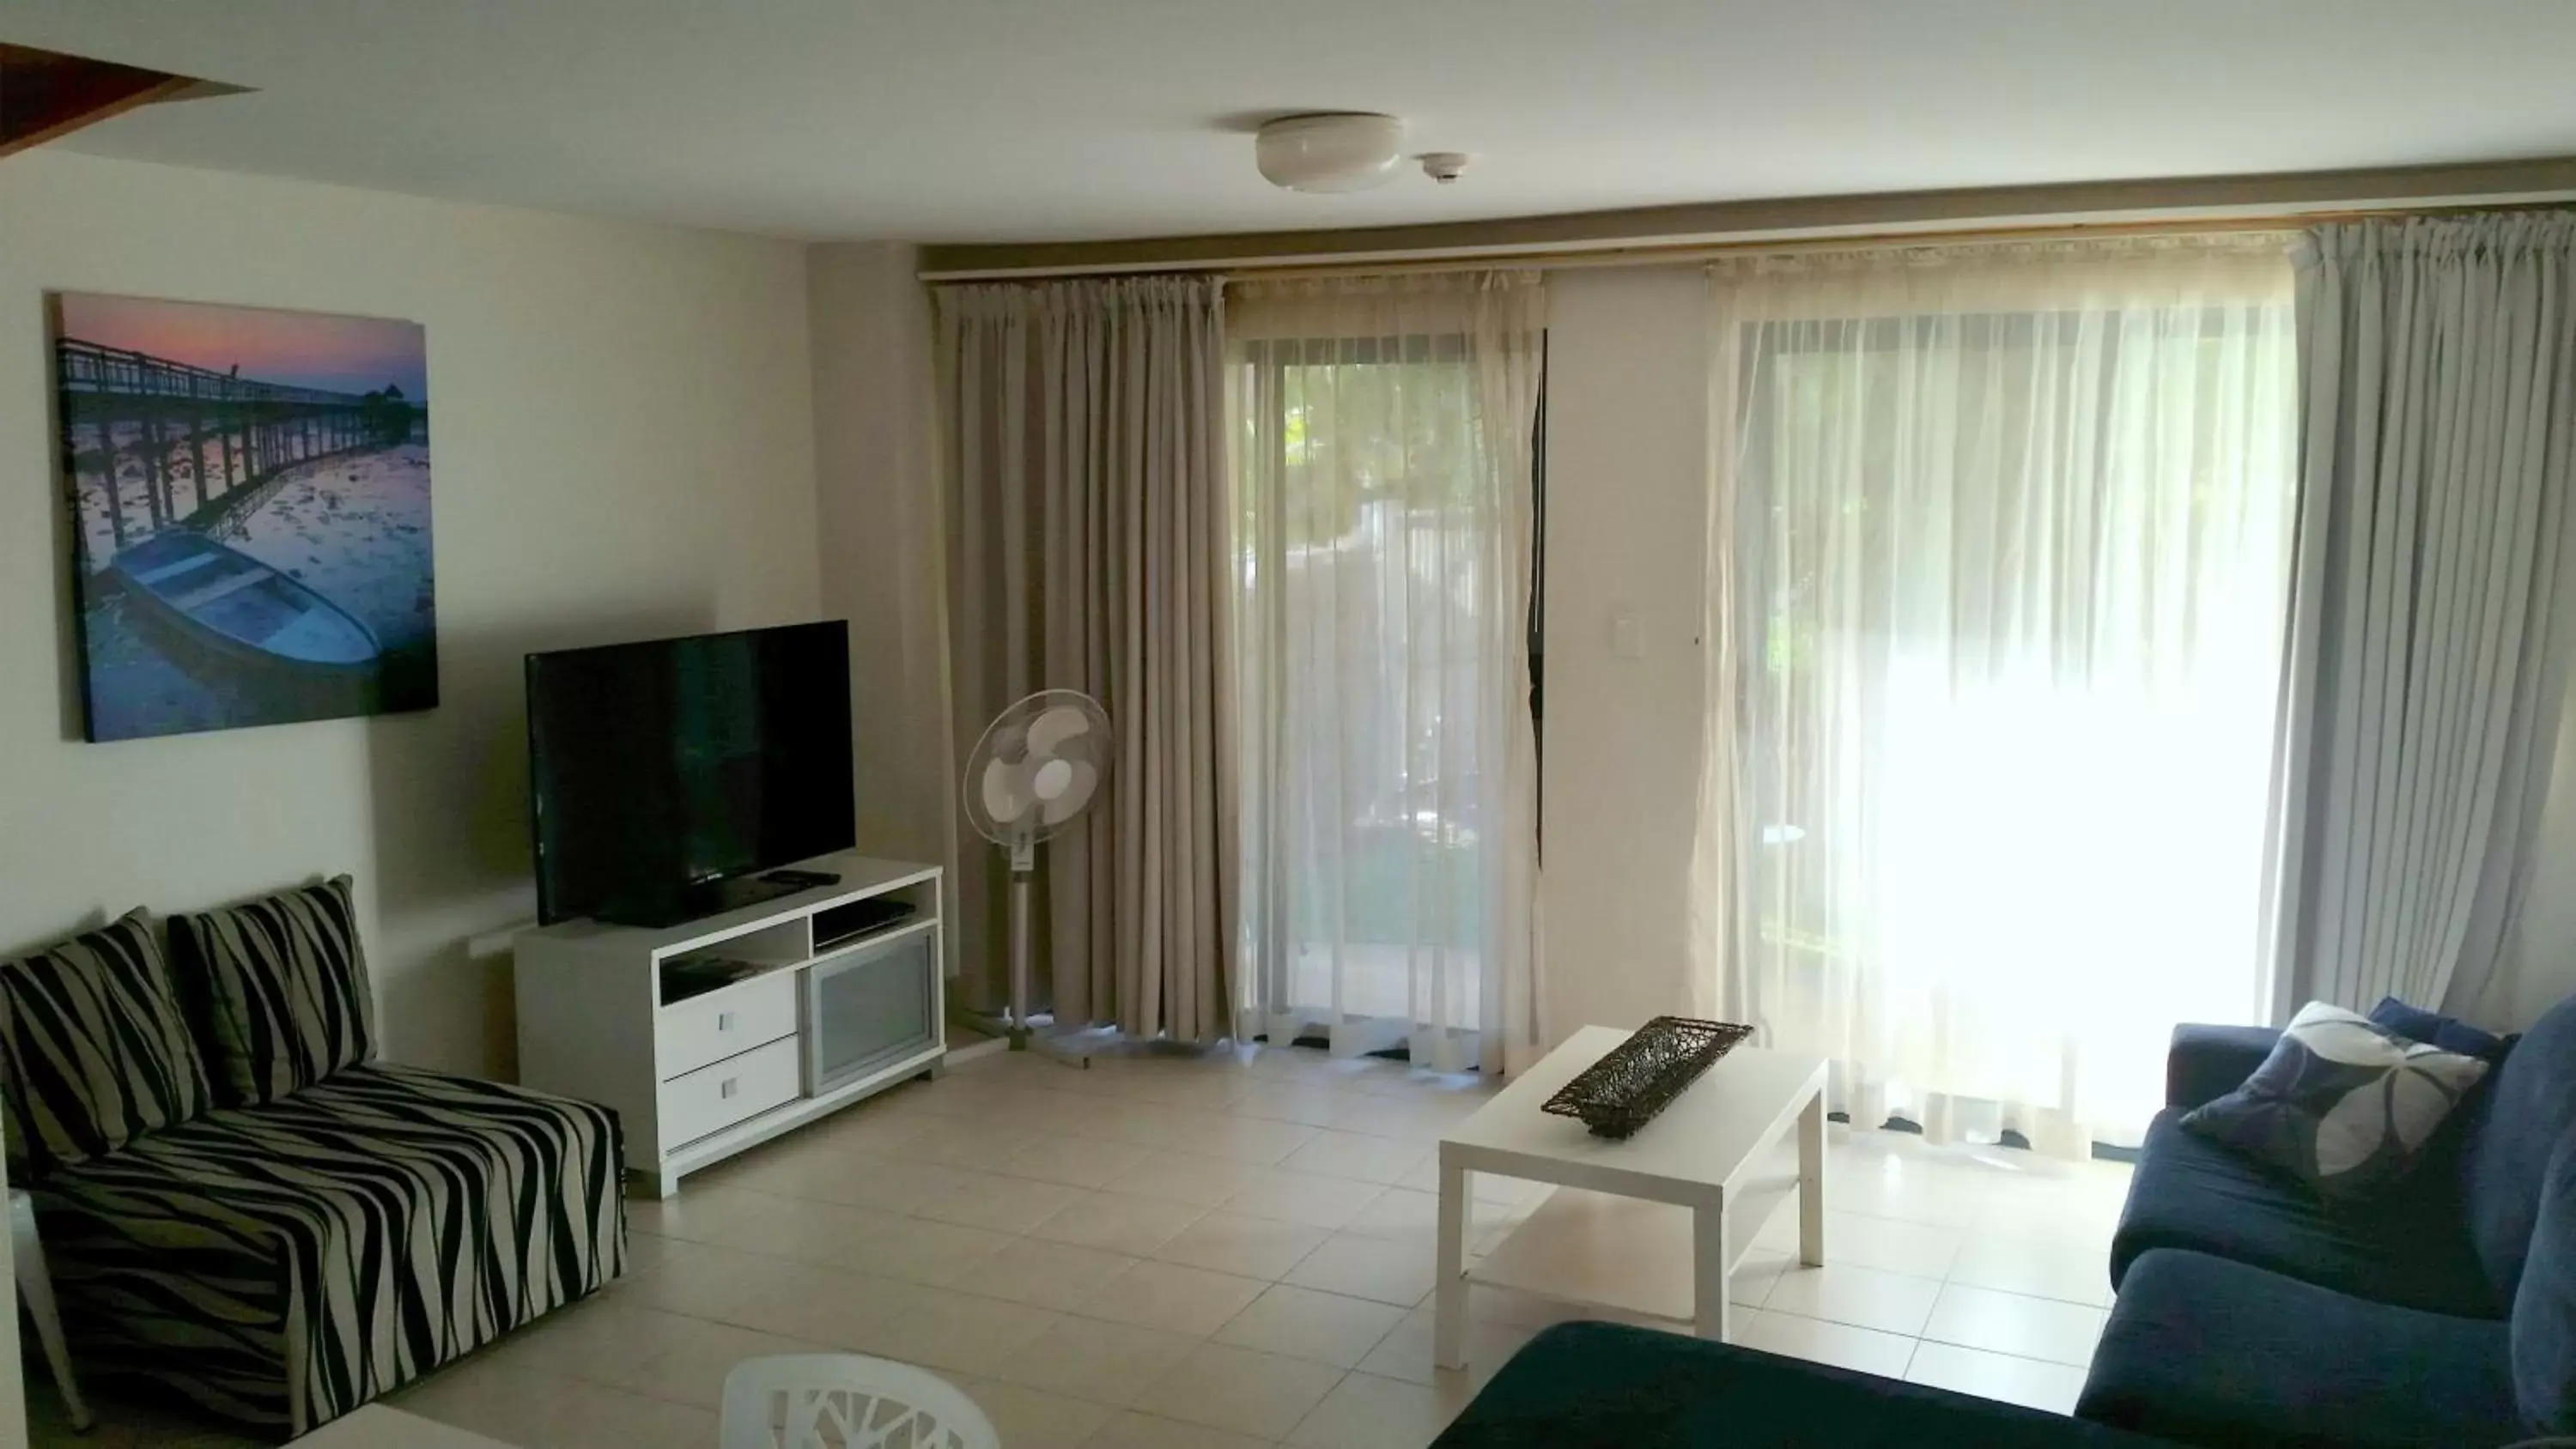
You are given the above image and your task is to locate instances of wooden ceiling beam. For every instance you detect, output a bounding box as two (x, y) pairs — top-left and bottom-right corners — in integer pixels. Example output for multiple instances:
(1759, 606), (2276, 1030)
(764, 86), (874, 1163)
(1, 44), (203, 161)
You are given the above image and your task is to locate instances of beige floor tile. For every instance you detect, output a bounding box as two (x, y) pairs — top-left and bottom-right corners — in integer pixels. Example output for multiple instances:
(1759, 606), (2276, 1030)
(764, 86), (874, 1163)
(1130, 1342), (1349, 1440)
(399, 1354), (720, 1449)
(1084, 1410), (1279, 1449)
(987, 1315), (1204, 1404)
(467, 1299), (712, 1387)
(1000, 1132), (1161, 1189)
(1277, 1130), (1431, 1185)
(1214, 1283), (1410, 1369)
(1222, 1167), (1390, 1230)
(739, 1144), (945, 1214)
(618, 1317), (830, 1409)
(620, 1238), (812, 1321)
(1758, 1208), (1961, 1280)
(1356, 1305), (1534, 1389)
(1947, 1233), (2118, 1307)
(1283, 1233), (1437, 1307)
(1159, 1112), (1325, 1166)
(1728, 1250), (1795, 1308)
(1030, 1190), (1213, 1257)
(1079, 1258), (1272, 1336)
(1905, 1340), (2091, 1414)
(1105, 1149), (1267, 1207)
(1763, 1263), (1943, 1337)
(700, 1261), (911, 1346)
(1227, 1080), (1362, 1127)
(1339, 1186), (1525, 1246)
(1323, 1093), (1485, 1143)
(912, 1165), (1091, 1234)
(833, 1283), (1063, 1377)
(1921, 1282), (2107, 1367)
(1285, 1370), (1455, 1449)
(951, 1236), (1143, 1310)
(812, 1211), (1018, 1286)
(1156, 1211), (1334, 1281)
(961, 1379), (1121, 1449)
(1392, 1158), (1549, 1204)
(622, 1181), (805, 1245)
(1732, 1308), (1917, 1377)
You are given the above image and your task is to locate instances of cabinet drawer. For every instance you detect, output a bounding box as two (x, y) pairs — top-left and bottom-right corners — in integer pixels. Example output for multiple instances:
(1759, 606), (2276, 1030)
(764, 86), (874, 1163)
(659, 1037), (800, 1149)
(661, 972), (798, 1080)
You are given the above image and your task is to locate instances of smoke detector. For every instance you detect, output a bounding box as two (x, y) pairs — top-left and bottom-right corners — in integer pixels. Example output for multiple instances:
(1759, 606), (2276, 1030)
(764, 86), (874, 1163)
(1255, 113), (1405, 193)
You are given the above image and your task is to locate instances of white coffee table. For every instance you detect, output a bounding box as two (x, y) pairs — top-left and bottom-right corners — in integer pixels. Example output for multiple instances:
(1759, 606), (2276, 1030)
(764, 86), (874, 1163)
(1433, 1025), (1828, 1367)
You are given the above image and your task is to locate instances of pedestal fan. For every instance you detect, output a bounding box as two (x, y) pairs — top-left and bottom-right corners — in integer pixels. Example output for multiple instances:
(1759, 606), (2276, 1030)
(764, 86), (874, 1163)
(963, 688), (1111, 1057)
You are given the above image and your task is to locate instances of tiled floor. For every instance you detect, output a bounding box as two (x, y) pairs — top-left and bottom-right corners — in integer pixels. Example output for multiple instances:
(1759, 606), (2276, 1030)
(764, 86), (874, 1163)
(26, 1040), (2134, 1448)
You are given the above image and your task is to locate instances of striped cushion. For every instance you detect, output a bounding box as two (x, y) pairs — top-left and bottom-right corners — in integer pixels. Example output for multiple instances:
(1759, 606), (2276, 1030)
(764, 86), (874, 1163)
(35, 1063), (627, 1434)
(0, 910), (212, 1178)
(170, 876), (374, 1107)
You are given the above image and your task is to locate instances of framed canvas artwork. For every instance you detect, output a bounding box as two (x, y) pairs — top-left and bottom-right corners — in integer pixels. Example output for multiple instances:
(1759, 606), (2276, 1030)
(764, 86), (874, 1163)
(51, 292), (438, 741)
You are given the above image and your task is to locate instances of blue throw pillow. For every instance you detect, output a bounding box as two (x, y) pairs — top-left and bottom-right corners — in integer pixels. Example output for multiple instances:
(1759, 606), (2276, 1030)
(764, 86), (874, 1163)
(2183, 1002), (2492, 1199)
(2371, 996), (2512, 1063)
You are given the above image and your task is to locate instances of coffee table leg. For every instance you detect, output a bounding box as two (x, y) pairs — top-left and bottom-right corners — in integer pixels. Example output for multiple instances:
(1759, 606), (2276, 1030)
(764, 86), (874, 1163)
(1693, 1197), (1732, 1342)
(1798, 1087), (1827, 1266)
(1434, 1157), (1469, 1369)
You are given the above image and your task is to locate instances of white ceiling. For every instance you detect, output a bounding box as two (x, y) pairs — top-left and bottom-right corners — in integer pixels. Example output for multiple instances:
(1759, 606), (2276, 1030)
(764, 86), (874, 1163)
(9, 0), (2576, 244)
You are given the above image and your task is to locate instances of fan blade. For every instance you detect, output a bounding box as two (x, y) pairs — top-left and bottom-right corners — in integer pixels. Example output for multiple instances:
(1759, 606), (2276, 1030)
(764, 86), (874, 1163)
(1038, 760), (1098, 825)
(981, 757), (1030, 824)
(1032, 758), (1074, 802)
(1025, 704), (1093, 756)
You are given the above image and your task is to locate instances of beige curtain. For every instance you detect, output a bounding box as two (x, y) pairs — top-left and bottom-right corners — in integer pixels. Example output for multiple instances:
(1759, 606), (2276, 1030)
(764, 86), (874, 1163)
(2269, 214), (2576, 1021)
(935, 276), (1238, 1042)
(1227, 272), (1547, 1073)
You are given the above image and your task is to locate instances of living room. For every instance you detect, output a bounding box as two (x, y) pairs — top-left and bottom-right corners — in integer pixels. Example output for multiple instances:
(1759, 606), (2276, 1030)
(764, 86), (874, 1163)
(3, 4), (2575, 1448)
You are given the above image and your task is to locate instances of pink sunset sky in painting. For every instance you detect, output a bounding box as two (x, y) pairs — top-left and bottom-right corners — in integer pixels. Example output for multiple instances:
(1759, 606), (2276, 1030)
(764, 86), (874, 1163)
(56, 293), (429, 401)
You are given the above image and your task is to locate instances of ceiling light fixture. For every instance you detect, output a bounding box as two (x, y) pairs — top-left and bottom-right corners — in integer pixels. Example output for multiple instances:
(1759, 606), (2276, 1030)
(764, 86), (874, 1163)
(1255, 112), (1405, 193)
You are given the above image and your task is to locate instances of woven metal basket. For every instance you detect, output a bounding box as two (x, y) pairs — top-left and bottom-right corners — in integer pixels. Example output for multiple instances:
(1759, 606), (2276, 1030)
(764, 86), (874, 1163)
(1540, 1016), (1755, 1139)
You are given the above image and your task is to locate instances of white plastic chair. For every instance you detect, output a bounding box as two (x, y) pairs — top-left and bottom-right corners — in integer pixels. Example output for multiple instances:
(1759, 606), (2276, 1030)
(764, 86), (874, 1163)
(720, 1353), (1000, 1449)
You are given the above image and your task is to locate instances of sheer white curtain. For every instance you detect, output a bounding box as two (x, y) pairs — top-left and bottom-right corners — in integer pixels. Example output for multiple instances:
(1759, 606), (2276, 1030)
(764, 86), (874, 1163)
(1698, 238), (2298, 1152)
(1228, 273), (1546, 1074)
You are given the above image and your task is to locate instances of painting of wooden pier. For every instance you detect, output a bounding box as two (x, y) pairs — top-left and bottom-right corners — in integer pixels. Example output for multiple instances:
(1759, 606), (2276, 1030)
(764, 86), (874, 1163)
(51, 293), (436, 742)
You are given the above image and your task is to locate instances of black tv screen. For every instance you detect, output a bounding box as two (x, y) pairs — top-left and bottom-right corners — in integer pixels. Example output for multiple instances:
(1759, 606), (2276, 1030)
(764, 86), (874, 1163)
(526, 621), (854, 926)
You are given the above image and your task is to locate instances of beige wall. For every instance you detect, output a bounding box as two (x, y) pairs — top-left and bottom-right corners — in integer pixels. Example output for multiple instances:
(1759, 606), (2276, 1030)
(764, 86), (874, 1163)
(806, 243), (959, 970)
(1537, 266), (1716, 1040)
(0, 151), (822, 1080)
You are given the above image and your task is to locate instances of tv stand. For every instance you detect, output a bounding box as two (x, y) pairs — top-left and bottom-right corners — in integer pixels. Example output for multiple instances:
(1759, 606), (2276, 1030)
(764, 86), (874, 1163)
(513, 852), (944, 1196)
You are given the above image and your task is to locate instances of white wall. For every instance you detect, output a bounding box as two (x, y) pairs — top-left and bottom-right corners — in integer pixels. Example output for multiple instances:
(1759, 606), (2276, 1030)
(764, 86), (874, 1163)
(0, 151), (823, 1080)
(1538, 266), (1715, 1040)
(806, 243), (958, 969)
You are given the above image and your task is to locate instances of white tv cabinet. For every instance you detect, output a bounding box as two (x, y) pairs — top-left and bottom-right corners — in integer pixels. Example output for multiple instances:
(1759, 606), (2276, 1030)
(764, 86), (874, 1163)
(514, 852), (944, 1196)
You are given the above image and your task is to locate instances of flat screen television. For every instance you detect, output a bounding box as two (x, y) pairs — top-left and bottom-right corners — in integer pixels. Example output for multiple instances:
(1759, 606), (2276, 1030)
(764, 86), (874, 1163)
(526, 621), (854, 926)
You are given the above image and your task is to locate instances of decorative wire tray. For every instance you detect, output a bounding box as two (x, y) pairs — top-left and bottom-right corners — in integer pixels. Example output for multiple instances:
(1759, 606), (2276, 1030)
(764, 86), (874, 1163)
(1541, 1016), (1756, 1139)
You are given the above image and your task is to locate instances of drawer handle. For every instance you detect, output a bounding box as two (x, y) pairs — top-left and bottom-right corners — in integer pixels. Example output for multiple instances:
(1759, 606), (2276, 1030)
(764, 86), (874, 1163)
(717, 1011), (736, 1032)
(720, 1078), (738, 1100)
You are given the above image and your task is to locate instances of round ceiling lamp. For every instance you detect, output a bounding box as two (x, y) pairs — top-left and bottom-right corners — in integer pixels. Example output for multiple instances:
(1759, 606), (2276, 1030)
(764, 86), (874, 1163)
(1255, 112), (1405, 193)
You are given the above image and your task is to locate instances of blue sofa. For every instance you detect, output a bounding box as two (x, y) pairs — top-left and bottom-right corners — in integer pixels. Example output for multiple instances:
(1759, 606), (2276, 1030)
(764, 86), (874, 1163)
(2077, 995), (2576, 1446)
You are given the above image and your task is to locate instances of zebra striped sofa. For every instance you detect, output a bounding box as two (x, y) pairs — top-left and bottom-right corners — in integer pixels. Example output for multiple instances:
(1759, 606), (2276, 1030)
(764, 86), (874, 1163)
(0, 879), (627, 1439)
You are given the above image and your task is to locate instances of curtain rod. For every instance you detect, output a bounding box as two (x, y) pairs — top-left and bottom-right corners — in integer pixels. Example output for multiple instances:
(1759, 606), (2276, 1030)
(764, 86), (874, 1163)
(920, 198), (2575, 283)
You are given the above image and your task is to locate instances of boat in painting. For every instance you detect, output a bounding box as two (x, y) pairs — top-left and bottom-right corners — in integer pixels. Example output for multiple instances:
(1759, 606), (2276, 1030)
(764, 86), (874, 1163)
(103, 528), (381, 709)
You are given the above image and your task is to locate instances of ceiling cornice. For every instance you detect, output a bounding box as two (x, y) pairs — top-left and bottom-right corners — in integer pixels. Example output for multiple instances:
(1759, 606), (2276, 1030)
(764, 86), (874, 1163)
(917, 155), (2576, 279)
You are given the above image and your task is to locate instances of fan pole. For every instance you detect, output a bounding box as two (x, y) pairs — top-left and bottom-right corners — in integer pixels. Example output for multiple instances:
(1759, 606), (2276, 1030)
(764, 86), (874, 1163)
(1007, 841), (1035, 1050)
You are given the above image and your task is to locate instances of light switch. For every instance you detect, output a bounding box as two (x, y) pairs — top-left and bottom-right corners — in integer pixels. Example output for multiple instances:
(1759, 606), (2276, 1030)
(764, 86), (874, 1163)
(1612, 609), (1647, 660)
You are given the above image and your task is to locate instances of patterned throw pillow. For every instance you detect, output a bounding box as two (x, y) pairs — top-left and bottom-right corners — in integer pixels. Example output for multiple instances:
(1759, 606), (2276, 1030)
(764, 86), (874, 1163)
(168, 876), (374, 1107)
(0, 910), (211, 1178)
(2183, 1001), (2491, 1199)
